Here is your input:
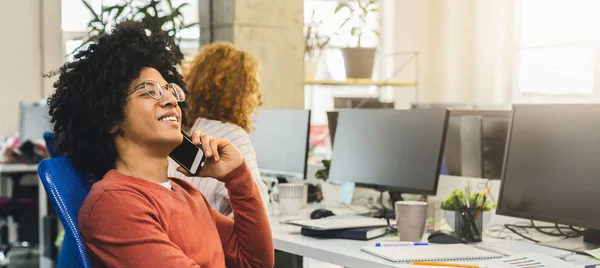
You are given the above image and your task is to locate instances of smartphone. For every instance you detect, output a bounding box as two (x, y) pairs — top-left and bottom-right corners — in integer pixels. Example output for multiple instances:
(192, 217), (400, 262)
(169, 131), (205, 176)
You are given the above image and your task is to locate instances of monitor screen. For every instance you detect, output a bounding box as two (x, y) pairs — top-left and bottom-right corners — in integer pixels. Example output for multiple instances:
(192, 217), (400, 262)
(497, 104), (600, 230)
(20, 101), (53, 142)
(328, 109), (449, 194)
(250, 109), (311, 179)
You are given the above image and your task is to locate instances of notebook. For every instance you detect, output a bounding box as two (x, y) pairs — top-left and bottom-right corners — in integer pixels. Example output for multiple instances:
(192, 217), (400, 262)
(300, 226), (387, 240)
(361, 244), (503, 263)
(287, 216), (387, 230)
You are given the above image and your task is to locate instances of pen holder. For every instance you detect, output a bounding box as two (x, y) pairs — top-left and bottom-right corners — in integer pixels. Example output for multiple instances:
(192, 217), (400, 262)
(454, 208), (483, 243)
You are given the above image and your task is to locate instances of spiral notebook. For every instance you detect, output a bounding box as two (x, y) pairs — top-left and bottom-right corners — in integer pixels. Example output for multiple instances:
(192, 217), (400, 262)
(361, 244), (503, 263)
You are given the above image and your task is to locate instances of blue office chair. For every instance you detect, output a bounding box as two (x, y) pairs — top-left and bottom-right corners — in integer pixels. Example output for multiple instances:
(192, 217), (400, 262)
(43, 132), (60, 158)
(38, 156), (92, 268)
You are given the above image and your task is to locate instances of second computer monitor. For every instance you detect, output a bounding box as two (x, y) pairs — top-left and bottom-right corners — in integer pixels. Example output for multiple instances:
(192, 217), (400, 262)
(250, 109), (311, 179)
(328, 109), (449, 195)
(498, 104), (600, 238)
(20, 101), (53, 142)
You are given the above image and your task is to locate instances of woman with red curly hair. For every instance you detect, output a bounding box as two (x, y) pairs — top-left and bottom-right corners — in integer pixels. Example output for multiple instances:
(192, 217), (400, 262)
(168, 42), (269, 216)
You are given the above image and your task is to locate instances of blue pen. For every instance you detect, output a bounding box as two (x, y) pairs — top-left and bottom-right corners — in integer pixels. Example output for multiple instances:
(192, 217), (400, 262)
(375, 242), (429, 247)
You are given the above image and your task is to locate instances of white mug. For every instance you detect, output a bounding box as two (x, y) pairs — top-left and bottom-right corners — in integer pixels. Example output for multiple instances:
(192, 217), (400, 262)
(278, 183), (304, 215)
(395, 201), (428, 241)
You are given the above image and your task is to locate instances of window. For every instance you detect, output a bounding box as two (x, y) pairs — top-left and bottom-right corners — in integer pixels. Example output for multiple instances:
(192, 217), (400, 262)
(304, 1), (381, 163)
(61, 0), (199, 60)
(515, 0), (600, 97)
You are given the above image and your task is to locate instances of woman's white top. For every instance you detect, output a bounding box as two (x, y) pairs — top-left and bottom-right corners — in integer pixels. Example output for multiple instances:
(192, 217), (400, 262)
(167, 118), (269, 215)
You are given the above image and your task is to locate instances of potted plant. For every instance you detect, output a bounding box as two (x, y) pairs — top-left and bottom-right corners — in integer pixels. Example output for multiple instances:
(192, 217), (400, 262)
(304, 10), (331, 79)
(76, 0), (198, 62)
(334, 0), (379, 79)
(441, 189), (495, 231)
(315, 159), (331, 181)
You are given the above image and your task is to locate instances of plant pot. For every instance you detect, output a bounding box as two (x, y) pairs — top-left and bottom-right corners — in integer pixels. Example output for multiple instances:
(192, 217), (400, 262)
(305, 60), (318, 80)
(341, 47), (376, 79)
(443, 210), (491, 231)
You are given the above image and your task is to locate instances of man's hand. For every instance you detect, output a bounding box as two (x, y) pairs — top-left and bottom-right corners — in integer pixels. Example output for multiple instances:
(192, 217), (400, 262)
(176, 130), (244, 181)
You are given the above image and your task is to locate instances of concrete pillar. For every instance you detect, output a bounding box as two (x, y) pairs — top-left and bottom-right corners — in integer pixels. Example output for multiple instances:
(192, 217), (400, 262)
(199, 0), (304, 109)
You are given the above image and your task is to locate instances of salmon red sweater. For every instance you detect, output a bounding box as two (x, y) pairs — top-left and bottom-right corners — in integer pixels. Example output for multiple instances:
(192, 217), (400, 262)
(78, 163), (274, 268)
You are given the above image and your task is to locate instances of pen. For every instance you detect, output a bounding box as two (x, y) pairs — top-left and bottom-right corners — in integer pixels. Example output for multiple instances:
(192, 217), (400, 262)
(474, 195), (488, 221)
(412, 261), (486, 268)
(473, 193), (480, 207)
(375, 242), (428, 247)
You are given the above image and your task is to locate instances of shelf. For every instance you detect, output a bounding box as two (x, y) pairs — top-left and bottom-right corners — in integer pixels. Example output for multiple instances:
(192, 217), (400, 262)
(305, 79), (416, 87)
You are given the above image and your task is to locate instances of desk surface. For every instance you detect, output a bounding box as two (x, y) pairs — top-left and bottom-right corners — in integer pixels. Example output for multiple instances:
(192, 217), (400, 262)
(0, 163), (39, 173)
(270, 204), (600, 268)
(271, 204), (413, 268)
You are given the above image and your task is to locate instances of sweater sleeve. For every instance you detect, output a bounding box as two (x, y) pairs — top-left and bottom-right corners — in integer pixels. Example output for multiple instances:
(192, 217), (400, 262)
(211, 163), (275, 268)
(79, 190), (201, 268)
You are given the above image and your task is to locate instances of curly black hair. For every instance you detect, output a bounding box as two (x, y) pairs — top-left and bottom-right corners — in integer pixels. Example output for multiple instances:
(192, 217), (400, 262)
(48, 20), (188, 178)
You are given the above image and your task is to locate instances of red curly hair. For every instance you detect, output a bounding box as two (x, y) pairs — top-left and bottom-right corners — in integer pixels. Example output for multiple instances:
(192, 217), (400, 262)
(184, 42), (262, 132)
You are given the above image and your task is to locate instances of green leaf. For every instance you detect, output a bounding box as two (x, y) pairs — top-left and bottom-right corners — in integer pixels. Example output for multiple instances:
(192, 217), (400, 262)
(372, 30), (380, 36)
(334, 3), (349, 13)
(350, 27), (358, 36)
(81, 0), (102, 24)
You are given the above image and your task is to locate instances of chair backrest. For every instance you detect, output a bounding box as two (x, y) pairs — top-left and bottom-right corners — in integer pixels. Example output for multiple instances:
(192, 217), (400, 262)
(43, 132), (61, 158)
(38, 156), (92, 268)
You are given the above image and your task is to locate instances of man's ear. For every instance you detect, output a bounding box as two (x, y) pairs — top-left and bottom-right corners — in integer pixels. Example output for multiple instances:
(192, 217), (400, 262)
(108, 124), (121, 135)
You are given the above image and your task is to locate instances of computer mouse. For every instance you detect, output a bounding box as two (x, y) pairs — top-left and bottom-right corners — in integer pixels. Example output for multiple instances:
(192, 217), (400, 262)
(427, 230), (466, 244)
(310, 208), (335, 219)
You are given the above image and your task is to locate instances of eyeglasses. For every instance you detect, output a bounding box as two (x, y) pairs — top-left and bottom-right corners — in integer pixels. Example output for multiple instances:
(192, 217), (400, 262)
(128, 80), (185, 102)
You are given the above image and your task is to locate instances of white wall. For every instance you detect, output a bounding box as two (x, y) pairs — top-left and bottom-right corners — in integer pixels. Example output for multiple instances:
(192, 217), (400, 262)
(0, 0), (62, 138)
(0, 0), (43, 137)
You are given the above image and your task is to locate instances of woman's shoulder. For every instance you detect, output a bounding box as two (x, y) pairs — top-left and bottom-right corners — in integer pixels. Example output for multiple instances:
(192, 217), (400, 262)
(192, 118), (249, 138)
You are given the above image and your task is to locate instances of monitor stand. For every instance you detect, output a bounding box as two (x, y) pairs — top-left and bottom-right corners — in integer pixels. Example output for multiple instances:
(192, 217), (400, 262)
(539, 229), (600, 254)
(276, 176), (288, 184)
(388, 191), (404, 204)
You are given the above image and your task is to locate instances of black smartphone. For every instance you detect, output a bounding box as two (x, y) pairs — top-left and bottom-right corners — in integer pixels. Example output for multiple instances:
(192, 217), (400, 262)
(169, 131), (205, 176)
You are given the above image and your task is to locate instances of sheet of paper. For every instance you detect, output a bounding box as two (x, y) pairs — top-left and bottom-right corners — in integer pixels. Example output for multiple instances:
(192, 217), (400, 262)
(481, 253), (580, 268)
(339, 182), (355, 204)
(586, 248), (600, 260)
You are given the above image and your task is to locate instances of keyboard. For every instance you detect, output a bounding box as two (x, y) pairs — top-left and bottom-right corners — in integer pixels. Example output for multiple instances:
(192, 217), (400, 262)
(473, 240), (575, 259)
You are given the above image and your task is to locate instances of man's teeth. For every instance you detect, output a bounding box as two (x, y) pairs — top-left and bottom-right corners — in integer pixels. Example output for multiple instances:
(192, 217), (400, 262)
(160, 116), (178, 122)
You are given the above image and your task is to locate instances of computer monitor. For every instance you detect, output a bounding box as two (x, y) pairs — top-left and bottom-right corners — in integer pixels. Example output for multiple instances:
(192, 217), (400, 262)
(328, 109), (449, 195)
(334, 97), (394, 109)
(250, 109), (311, 180)
(445, 110), (511, 179)
(20, 101), (53, 142)
(497, 104), (600, 250)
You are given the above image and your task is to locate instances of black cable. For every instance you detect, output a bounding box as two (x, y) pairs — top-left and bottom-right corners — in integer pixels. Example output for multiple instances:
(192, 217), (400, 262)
(570, 226), (586, 234)
(531, 220), (564, 237)
(555, 223), (584, 238)
(504, 224), (540, 243)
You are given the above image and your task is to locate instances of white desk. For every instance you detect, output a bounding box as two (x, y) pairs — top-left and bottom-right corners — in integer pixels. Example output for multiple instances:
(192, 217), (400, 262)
(0, 164), (39, 173)
(271, 204), (412, 268)
(270, 204), (600, 268)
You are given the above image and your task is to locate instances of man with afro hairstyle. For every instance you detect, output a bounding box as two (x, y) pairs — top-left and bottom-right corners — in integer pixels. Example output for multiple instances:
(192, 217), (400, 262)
(48, 21), (274, 267)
